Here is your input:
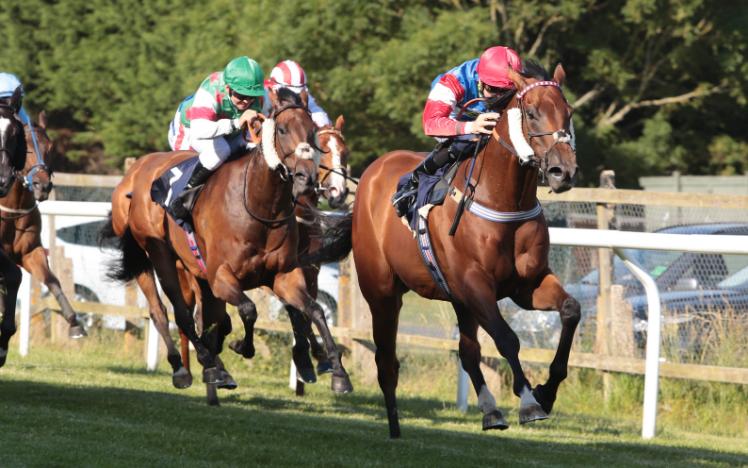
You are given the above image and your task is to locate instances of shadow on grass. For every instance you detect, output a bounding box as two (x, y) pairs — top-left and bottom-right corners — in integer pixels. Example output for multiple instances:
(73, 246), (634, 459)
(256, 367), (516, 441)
(0, 378), (745, 467)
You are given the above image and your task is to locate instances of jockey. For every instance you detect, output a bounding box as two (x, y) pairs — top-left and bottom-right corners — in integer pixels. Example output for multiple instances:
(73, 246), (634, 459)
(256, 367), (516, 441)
(0, 72), (41, 155)
(392, 46), (523, 217)
(263, 60), (331, 128)
(167, 56), (265, 220)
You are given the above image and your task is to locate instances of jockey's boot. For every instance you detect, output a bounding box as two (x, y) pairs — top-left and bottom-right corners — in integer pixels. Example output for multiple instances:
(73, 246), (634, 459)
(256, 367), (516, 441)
(391, 144), (451, 218)
(169, 162), (213, 221)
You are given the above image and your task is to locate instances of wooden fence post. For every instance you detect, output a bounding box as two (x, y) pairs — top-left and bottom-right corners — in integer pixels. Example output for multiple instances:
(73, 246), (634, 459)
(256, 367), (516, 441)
(338, 256), (376, 385)
(50, 246), (74, 343)
(596, 170), (616, 403)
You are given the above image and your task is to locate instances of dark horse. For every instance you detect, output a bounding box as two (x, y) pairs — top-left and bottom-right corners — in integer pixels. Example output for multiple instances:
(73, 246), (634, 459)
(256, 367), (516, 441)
(0, 89), (29, 366)
(104, 89), (352, 402)
(351, 62), (579, 437)
(0, 111), (85, 341)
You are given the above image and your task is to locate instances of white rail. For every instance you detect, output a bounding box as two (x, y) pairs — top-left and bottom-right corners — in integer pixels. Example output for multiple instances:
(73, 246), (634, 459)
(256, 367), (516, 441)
(18, 201), (748, 440)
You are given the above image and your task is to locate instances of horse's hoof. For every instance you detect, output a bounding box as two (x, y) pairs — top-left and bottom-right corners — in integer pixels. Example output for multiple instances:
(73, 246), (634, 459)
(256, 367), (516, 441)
(68, 325), (87, 339)
(172, 367), (193, 389)
(217, 370), (238, 390)
(519, 403), (549, 425)
(202, 367), (224, 385)
(228, 339), (255, 359)
(316, 360), (333, 375)
(297, 366), (317, 384)
(482, 410), (509, 431)
(331, 374), (353, 394)
(532, 384), (555, 414)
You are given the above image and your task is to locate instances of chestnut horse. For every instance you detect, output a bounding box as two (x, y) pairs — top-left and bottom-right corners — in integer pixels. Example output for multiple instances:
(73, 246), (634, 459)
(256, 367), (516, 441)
(352, 62), (579, 437)
(0, 111), (85, 344)
(0, 94), (29, 366)
(104, 89), (352, 400)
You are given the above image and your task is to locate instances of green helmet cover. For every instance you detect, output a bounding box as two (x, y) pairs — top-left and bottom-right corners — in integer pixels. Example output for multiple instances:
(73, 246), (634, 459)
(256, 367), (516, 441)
(223, 56), (265, 97)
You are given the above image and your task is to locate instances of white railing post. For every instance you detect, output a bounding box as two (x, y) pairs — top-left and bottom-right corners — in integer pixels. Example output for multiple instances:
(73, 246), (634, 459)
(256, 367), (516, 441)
(456, 360), (469, 412)
(614, 248), (662, 439)
(18, 270), (31, 357)
(146, 319), (159, 371)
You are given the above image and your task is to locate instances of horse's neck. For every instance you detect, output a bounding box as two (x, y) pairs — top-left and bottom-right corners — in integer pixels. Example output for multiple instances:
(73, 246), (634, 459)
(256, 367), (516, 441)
(242, 149), (293, 220)
(469, 127), (538, 212)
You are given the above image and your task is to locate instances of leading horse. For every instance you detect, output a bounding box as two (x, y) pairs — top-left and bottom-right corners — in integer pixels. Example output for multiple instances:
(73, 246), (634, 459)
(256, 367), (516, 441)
(352, 62), (579, 437)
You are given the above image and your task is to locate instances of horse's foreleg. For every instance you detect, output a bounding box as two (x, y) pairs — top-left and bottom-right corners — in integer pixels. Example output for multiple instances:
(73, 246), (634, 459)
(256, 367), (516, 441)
(227, 295), (258, 359)
(135, 268), (192, 389)
(0, 258), (22, 367)
(452, 303), (508, 431)
(21, 247), (85, 338)
(460, 270), (546, 425)
(520, 272), (580, 414)
(273, 268), (352, 394)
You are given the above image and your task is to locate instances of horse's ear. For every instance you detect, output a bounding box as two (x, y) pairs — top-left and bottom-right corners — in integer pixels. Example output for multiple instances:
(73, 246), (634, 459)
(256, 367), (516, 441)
(507, 67), (527, 92)
(335, 115), (345, 131)
(268, 87), (280, 109)
(38, 111), (47, 130)
(553, 63), (566, 87)
(9, 87), (22, 112)
(299, 89), (309, 108)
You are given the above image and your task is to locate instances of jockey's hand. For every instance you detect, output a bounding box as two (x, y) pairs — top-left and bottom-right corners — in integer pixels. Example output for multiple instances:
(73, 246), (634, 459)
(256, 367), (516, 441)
(238, 109), (260, 129)
(467, 112), (500, 135)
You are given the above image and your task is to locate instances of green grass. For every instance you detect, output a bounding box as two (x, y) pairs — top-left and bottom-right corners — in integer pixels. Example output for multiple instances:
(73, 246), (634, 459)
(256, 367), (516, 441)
(0, 333), (747, 467)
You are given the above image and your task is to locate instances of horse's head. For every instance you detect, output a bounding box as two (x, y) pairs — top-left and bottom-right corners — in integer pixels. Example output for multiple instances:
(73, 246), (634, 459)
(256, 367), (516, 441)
(503, 62), (577, 193)
(0, 89), (27, 197)
(316, 115), (349, 208)
(24, 111), (54, 202)
(262, 87), (319, 199)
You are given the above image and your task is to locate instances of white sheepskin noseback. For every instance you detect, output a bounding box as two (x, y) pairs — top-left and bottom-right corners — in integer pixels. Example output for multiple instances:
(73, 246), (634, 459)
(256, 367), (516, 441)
(262, 118), (282, 169)
(294, 142), (319, 167)
(507, 108), (535, 163)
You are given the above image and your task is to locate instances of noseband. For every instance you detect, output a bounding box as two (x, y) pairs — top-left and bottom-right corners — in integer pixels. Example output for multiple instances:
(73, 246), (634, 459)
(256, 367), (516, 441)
(316, 128), (351, 194)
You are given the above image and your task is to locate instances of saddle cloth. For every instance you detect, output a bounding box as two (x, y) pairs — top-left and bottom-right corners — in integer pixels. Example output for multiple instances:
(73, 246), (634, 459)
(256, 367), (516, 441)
(396, 162), (459, 231)
(150, 156), (201, 210)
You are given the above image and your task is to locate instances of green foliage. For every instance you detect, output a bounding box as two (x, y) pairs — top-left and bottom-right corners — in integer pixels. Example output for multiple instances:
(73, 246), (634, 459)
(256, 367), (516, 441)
(1, 0), (746, 185)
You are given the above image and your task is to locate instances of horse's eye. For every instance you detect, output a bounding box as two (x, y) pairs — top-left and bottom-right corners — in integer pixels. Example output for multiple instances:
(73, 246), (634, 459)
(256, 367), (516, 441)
(526, 109), (539, 120)
(277, 126), (287, 135)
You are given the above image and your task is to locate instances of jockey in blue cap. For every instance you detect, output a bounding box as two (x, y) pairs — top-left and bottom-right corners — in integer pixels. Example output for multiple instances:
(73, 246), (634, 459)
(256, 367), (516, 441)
(0, 72), (42, 164)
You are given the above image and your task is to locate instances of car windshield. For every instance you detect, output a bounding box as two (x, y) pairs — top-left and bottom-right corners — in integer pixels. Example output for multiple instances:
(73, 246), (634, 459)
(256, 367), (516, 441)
(580, 249), (681, 284)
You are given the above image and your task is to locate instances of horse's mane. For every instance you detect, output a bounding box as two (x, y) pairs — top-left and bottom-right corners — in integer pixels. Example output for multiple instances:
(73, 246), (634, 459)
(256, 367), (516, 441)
(275, 87), (304, 108)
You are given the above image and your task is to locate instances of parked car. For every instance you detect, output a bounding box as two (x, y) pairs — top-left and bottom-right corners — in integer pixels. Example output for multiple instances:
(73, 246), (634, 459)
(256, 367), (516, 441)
(42, 217), (340, 326)
(506, 223), (748, 350)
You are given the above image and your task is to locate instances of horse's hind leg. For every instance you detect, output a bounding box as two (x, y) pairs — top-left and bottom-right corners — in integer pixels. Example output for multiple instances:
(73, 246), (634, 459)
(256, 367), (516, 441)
(368, 293), (403, 438)
(452, 303), (508, 431)
(285, 306), (317, 384)
(0, 258), (22, 367)
(148, 244), (221, 385)
(21, 247), (86, 339)
(515, 272), (580, 415)
(135, 268), (192, 389)
(197, 279), (236, 395)
(460, 271), (547, 425)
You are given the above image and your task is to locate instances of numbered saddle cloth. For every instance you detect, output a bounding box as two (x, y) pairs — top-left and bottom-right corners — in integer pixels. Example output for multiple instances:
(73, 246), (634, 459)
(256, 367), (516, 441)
(150, 156), (201, 210)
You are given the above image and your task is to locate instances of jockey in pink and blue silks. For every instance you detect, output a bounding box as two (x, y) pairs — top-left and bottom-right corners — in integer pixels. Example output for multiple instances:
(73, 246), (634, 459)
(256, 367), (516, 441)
(167, 56), (265, 220)
(392, 46), (523, 217)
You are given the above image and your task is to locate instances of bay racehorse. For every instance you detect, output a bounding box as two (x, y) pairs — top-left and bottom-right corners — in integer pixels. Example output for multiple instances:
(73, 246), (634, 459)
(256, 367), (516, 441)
(0, 90), (29, 366)
(0, 110), (85, 344)
(225, 115), (352, 382)
(352, 62), (579, 437)
(104, 89), (352, 401)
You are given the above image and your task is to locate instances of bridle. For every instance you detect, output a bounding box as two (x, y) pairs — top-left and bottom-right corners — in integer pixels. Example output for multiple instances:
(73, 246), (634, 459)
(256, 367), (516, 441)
(315, 127), (355, 196)
(241, 103), (314, 227)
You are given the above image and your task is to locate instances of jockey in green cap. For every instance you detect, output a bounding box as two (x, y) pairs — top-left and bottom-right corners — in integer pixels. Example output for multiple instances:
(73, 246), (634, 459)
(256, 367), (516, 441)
(167, 56), (265, 220)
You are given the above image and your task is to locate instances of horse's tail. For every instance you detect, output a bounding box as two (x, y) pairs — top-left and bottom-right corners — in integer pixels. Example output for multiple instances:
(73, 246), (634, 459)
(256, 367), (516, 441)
(298, 208), (353, 265)
(99, 211), (152, 283)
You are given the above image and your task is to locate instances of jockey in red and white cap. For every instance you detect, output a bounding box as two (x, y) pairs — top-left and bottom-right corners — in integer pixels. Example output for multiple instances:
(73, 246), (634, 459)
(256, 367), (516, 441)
(263, 60), (331, 128)
(392, 46), (523, 217)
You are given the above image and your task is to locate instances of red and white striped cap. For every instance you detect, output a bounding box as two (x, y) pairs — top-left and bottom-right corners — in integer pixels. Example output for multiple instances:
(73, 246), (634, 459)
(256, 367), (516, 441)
(267, 60), (307, 89)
